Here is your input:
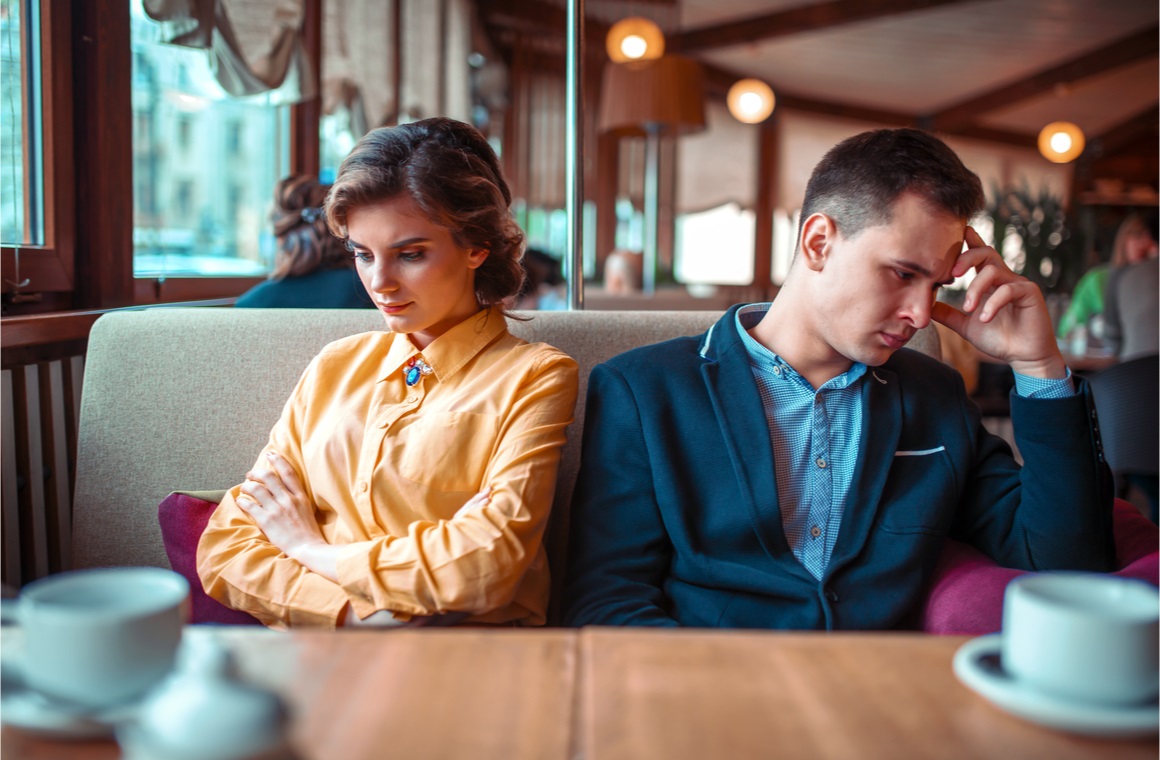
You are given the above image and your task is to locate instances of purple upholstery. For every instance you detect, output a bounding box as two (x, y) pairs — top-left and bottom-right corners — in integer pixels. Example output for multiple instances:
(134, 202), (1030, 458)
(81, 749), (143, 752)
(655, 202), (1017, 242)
(919, 499), (1159, 634)
(157, 492), (262, 626)
(160, 490), (1156, 631)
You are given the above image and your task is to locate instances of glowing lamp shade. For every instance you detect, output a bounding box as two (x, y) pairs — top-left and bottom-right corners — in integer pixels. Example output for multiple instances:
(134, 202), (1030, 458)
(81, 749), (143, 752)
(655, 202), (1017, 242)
(1037, 122), (1085, 163)
(607, 17), (665, 63)
(727, 79), (776, 124)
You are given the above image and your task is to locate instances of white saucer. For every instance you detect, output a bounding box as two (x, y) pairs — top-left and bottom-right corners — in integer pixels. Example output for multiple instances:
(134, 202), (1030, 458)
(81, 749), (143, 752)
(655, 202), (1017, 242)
(0, 688), (137, 740)
(0, 660), (137, 740)
(954, 634), (1159, 739)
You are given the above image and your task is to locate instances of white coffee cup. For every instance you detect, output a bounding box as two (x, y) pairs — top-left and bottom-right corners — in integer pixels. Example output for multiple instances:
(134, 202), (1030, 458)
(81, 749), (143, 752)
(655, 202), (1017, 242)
(1002, 573), (1159, 706)
(2, 567), (189, 709)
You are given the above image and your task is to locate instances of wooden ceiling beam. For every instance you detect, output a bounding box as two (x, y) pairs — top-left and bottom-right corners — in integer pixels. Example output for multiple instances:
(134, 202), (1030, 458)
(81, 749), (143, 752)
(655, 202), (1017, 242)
(671, 0), (976, 54)
(929, 27), (1159, 132)
(478, 0), (610, 42)
(1088, 103), (1160, 158)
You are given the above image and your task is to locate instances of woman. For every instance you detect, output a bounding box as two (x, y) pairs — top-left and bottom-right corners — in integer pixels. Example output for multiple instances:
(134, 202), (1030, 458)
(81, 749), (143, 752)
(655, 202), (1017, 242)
(1056, 212), (1158, 342)
(235, 175), (373, 309)
(197, 118), (579, 629)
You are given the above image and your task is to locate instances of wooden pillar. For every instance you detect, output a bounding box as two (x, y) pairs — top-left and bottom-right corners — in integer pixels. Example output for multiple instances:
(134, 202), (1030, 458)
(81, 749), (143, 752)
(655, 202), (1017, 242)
(752, 114), (780, 300)
(594, 132), (619, 276)
(71, 0), (134, 309)
(290, 0), (322, 176)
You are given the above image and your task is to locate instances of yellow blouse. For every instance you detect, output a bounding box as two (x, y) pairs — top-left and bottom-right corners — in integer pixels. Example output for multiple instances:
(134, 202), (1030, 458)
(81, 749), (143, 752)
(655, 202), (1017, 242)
(196, 308), (578, 629)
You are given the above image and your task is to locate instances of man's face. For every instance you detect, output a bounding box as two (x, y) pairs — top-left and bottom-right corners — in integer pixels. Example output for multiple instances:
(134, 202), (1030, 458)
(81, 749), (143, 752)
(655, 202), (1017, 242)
(808, 192), (965, 368)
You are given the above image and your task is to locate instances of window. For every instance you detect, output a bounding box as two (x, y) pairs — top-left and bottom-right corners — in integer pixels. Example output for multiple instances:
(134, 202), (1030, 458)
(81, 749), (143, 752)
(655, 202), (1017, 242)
(130, 0), (290, 278)
(1, 0), (44, 247)
(675, 203), (755, 286)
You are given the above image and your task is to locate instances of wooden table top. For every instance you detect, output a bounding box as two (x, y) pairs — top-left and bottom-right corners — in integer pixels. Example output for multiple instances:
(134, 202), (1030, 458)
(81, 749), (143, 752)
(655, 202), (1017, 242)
(3, 627), (1155, 759)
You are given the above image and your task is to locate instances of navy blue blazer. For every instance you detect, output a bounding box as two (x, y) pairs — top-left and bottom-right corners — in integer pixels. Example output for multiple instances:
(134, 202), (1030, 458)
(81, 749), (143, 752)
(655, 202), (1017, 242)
(562, 306), (1115, 629)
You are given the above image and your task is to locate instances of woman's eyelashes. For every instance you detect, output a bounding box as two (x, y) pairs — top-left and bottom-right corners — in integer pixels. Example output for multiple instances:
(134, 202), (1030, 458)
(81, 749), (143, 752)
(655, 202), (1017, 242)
(344, 240), (425, 263)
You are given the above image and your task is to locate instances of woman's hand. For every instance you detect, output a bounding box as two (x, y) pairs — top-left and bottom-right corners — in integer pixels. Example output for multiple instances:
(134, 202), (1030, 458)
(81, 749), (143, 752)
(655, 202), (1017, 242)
(237, 451), (329, 565)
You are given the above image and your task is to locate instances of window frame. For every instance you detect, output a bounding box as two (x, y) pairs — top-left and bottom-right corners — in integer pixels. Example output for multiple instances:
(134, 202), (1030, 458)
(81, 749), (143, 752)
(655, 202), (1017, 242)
(0, 0), (76, 302)
(1, 0), (323, 317)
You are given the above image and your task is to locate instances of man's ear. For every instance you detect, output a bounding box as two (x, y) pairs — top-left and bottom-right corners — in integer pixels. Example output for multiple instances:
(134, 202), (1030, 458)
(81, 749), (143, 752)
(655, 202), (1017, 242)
(799, 213), (836, 272)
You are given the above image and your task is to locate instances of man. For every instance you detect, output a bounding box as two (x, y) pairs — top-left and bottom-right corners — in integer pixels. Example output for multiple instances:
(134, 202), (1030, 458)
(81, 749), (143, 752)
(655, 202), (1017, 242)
(563, 128), (1114, 629)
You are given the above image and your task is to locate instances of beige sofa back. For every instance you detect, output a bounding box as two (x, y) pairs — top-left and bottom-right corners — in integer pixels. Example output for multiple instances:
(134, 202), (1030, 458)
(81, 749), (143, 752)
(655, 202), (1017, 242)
(72, 308), (938, 618)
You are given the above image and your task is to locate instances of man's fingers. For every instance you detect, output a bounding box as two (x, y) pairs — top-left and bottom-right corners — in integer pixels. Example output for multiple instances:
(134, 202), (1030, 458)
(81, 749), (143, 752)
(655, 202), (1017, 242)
(977, 282), (1020, 322)
(964, 225), (987, 249)
(931, 301), (966, 334)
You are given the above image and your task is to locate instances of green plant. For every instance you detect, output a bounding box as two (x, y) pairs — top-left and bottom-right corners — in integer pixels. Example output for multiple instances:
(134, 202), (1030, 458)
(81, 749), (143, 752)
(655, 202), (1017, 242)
(985, 182), (1081, 293)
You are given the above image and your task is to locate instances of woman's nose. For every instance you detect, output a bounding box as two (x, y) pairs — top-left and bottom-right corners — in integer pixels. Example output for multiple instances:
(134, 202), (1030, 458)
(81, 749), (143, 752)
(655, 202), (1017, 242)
(370, 260), (397, 293)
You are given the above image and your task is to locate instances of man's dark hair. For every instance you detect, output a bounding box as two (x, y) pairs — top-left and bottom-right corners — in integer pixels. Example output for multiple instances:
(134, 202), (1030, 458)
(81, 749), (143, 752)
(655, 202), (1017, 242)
(798, 128), (985, 245)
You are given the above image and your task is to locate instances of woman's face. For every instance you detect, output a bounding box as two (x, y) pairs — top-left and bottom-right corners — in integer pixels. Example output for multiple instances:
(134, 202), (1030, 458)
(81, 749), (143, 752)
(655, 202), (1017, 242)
(1123, 224), (1159, 265)
(345, 196), (489, 349)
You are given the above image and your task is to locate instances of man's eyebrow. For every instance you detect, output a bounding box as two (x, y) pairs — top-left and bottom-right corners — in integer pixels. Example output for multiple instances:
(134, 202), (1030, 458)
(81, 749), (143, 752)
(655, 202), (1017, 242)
(346, 236), (430, 250)
(890, 258), (955, 286)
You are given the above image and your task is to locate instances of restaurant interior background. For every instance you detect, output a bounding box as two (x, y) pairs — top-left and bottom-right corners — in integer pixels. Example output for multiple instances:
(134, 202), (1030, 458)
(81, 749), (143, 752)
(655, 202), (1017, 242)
(0, 0), (1157, 584)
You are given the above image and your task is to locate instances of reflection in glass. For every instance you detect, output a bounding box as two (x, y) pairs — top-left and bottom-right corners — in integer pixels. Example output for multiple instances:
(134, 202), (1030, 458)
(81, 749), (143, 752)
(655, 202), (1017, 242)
(1, 0), (44, 247)
(130, 0), (289, 278)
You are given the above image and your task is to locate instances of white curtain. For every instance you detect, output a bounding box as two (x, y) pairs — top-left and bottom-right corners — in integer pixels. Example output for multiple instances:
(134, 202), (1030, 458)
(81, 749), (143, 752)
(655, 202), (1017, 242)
(143, 0), (315, 100)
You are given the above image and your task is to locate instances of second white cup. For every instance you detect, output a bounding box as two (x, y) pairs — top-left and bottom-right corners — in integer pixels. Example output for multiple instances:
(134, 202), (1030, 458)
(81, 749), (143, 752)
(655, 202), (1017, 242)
(1002, 573), (1159, 706)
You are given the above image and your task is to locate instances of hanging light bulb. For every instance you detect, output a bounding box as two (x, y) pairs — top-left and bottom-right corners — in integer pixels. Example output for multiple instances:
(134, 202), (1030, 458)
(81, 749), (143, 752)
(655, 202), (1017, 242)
(727, 79), (776, 124)
(1037, 122), (1085, 163)
(606, 17), (665, 63)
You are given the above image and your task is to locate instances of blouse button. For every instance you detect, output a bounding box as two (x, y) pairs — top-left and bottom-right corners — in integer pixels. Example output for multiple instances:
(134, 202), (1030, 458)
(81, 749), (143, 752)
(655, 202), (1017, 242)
(358, 482), (368, 493)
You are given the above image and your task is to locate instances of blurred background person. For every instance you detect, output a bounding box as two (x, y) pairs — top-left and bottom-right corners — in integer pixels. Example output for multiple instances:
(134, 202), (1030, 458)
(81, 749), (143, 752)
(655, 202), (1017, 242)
(1103, 213), (1159, 361)
(510, 248), (566, 310)
(603, 249), (643, 295)
(1056, 212), (1157, 348)
(235, 175), (373, 309)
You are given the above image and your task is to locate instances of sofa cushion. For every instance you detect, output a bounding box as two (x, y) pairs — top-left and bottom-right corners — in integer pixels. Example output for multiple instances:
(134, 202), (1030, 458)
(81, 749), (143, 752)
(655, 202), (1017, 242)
(919, 498), (1158, 634)
(157, 491), (262, 626)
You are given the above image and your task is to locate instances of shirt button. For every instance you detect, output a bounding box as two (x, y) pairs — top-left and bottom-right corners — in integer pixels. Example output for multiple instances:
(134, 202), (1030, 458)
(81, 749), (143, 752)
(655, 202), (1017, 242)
(406, 395), (418, 403)
(816, 457), (827, 469)
(810, 525), (822, 539)
(772, 365), (782, 376)
(358, 481), (368, 493)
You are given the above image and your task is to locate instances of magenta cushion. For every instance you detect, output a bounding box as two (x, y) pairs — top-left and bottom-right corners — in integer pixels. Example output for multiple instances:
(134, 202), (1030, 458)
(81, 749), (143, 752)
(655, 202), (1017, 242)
(157, 492), (262, 626)
(919, 499), (1159, 634)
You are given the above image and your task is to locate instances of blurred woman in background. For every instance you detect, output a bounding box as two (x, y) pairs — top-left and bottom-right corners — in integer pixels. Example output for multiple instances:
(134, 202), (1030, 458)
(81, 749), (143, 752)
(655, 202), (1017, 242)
(235, 175), (373, 309)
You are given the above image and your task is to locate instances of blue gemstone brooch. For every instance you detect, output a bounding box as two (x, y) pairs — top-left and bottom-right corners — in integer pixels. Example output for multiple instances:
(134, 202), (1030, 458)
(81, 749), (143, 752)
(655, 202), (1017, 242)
(404, 357), (433, 387)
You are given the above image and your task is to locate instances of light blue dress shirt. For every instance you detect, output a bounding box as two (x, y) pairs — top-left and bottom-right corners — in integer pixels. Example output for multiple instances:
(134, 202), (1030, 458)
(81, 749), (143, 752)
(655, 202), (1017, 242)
(735, 303), (1074, 581)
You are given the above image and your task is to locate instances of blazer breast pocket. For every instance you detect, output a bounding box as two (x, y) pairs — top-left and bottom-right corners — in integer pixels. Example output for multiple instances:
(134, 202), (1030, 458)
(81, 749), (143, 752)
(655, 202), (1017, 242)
(396, 411), (500, 493)
(876, 446), (958, 535)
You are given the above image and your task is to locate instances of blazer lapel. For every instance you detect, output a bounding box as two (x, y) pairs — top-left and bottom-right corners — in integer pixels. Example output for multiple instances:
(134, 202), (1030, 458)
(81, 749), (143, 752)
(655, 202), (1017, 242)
(828, 366), (902, 575)
(699, 327), (792, 559)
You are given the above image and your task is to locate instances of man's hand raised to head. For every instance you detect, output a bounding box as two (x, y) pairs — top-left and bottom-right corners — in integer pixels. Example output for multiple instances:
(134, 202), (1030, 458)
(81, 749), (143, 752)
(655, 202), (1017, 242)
(931, 226), (1067, 379)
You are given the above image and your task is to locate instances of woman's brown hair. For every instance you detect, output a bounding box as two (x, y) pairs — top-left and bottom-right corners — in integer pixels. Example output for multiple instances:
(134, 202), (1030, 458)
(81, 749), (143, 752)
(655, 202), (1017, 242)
(269, 175), (350, 280)
(324, 117), (526, 307)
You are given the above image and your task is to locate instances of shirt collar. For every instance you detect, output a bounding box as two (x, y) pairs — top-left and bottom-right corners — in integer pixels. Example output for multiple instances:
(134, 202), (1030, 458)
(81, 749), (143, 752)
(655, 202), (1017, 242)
(734, 302), (867, 391)
(379, 306), (509, 384)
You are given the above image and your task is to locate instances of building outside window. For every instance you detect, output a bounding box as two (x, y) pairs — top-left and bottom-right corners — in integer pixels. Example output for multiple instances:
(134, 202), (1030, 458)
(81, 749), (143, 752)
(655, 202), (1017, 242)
(130, 0), (290, 278)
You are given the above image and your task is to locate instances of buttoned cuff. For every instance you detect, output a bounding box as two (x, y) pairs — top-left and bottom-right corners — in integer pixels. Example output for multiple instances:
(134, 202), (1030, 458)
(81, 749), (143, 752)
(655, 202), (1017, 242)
(1013, 368), (1074, 399)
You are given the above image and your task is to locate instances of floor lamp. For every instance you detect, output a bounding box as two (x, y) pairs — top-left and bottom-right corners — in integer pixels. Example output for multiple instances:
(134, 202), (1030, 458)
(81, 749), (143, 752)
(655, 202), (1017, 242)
(598, 55), (706, 293)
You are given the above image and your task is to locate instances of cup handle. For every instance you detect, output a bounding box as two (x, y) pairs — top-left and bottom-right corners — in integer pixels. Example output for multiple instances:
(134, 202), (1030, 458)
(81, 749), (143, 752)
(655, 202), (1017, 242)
(0, 598), (20, 627)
